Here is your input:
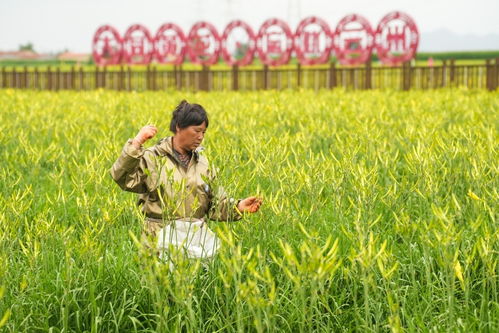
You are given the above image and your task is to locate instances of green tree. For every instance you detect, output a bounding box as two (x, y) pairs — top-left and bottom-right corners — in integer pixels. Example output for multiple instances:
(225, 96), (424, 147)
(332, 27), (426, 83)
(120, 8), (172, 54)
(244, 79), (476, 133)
(19, 42), (35, 52)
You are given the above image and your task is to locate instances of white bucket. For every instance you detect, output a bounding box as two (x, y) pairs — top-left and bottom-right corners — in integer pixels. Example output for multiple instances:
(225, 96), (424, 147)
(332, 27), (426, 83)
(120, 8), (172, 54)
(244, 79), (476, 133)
(157, 219), (220, 261)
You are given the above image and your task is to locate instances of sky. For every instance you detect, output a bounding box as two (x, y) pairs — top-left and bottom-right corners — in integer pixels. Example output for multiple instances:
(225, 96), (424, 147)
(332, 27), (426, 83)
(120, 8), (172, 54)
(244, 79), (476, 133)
(0, 0), (498, 53)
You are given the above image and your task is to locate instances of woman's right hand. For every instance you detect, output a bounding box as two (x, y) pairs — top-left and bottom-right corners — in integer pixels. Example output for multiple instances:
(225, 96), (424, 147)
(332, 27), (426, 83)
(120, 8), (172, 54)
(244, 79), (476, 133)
(132, 125), (157, 147)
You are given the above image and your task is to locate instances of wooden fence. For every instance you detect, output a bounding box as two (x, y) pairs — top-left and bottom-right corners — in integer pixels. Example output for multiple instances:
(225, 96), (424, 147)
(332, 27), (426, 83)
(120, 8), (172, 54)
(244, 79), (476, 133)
(1, 59), (498, 92)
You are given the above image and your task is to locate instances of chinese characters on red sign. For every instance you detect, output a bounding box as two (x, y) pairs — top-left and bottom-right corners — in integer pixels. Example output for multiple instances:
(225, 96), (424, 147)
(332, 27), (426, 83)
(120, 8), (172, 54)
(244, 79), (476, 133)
(93, 12), (418, 66)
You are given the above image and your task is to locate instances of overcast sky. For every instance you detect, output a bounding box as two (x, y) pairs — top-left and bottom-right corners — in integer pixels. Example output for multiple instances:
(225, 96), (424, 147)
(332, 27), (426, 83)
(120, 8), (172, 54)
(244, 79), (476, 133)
(1, 0), (498, 53)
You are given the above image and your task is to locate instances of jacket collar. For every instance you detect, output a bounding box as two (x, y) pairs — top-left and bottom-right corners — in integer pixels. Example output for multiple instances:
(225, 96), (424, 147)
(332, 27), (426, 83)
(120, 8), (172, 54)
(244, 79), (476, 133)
(156, 136), (203, 161)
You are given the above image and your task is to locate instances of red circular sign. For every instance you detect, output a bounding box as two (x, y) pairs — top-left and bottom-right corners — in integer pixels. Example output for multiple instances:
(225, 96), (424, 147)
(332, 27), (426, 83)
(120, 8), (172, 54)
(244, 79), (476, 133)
(221, 20), (256, 66)
(333, 14), (374, 66)
(123, 24), (155, 65)
(256, 18), (293, 66)
(294, 16), (332, 65)
(187, 21), (221, 65)
(375, 11), (419, 65)
(154, 23), (186, 65)
(92, 25), (123, 66)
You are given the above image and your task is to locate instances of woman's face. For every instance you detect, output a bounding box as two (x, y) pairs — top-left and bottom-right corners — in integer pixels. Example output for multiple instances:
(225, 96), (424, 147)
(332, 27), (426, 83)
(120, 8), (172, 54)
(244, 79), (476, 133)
(176, 121), (207, 151)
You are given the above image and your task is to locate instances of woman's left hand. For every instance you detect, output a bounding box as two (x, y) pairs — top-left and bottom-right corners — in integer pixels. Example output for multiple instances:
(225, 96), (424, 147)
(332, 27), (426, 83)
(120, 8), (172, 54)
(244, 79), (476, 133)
(237, 196), (263, 214)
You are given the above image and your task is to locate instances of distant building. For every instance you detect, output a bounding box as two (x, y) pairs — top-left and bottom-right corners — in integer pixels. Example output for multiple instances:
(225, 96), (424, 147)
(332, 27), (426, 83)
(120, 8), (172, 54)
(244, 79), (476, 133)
(0, 50), (38, 60)
(57, 52), (90, 63)
(0, 50), (56, 60)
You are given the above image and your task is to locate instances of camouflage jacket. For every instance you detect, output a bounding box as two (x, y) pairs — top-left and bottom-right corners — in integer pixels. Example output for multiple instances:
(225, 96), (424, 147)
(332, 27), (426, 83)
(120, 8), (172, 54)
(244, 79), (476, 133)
(110, 136), (242, 222)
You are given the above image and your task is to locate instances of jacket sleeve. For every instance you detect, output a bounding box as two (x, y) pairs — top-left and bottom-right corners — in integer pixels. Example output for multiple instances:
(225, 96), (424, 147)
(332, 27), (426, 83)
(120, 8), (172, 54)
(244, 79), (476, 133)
(206, 167), (243, 222)
(109, 139), (159, 194)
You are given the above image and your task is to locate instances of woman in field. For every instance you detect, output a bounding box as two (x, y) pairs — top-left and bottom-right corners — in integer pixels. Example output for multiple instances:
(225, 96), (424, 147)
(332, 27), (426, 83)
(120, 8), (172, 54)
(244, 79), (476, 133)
(110, 100), (262, 259)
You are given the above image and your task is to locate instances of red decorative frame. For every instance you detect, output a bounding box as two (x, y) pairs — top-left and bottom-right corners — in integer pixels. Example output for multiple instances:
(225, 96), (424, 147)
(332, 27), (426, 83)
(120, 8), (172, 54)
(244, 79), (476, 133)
(294, 16), (333, 65)
(187, 21), (221, 65)
(375, 11), (419, 66)
(256, 18), (294, 66)
(221, 20), (256, 66)
(92, 25), (123, 66)
(333, 14), (374, 66)
(154, 23), (186, 65)
(92, 13), (419, 67)
(123, 24), (155, 65)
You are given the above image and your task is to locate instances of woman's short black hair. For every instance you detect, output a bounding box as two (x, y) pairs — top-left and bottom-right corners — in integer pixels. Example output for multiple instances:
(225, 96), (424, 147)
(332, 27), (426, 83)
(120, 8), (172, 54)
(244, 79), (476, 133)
(169, 100), (209, 133)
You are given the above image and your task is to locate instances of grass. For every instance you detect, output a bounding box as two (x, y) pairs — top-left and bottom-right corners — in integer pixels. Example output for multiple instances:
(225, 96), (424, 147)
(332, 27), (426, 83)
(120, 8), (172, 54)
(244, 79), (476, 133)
(2, 49), (499, 70)
(0, 88), (497, 332)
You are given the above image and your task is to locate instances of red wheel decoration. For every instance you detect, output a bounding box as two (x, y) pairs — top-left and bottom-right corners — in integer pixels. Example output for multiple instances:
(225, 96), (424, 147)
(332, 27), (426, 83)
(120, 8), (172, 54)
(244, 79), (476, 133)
(294, 16), (332, 65)
(256, 18), (293, 66)
(92, 13), (419, 67)
(154, 23), (186, 65)
(92, 25), (123, 66)
(375, 11), (419, 66)
(187, 21), (221, 65)
(333, 14), (374, 66)
(123, 24), (155, 65)
(221, 20), (256, 66)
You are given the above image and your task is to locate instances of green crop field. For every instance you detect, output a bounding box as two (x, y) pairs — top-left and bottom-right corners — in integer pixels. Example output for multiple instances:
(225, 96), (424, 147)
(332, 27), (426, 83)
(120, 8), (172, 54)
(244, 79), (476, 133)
(2, 48), (499, 70)
(0, 88), (497, 332)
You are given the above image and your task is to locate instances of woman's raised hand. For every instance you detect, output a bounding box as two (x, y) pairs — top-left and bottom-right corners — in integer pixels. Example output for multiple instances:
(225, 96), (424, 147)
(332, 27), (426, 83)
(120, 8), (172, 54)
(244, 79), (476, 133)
(237, 196), (263, 214)
(133, 125), (157, 147)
